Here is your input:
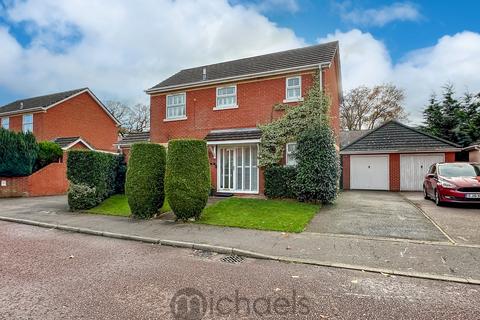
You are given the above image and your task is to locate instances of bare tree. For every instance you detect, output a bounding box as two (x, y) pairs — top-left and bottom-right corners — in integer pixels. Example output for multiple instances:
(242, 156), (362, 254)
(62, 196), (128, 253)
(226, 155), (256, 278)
(105, 100), (150, 133)
(341, 84), (408, 130)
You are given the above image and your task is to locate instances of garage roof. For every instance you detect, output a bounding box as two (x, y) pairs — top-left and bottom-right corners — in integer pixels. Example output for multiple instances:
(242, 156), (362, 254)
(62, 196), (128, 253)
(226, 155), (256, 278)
(340, 120), (461, 154)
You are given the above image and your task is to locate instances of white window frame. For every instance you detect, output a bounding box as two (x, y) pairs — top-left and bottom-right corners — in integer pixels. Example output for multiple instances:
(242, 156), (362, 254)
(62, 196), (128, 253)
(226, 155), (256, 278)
(165, 92), (187, 121)
(214, 85), (237, 110)
(22, 114), (33, 133)
(286, 142), (297, 166)
(284, 76), (302, 102)
(1, 117), (9, 129)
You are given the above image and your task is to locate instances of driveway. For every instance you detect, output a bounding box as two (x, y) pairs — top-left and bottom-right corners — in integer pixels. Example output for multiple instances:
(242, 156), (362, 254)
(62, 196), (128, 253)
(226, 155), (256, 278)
(0, 195), (68, 215)
(306, 191), (448, 242)
(402, 192), (480, 246)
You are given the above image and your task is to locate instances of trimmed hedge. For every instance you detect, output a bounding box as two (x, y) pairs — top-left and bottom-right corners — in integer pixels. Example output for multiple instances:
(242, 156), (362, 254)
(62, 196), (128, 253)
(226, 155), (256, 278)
(264, 165), (298, 199)
(35, 141), (63, 170)
(295, 123), (339, 204)
(67, 150), (120, 210)
(125, 143), (166, 219)
(115, 154), (127, 194)
(0, 128), (38, 177)
(165, 139), (210, 221)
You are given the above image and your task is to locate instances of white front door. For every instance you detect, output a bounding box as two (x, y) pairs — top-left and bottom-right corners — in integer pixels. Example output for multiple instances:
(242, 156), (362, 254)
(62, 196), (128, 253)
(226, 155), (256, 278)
(350, 155), (389, 190)
(400, 153), (444, 191)
(218, 145), (258, 193)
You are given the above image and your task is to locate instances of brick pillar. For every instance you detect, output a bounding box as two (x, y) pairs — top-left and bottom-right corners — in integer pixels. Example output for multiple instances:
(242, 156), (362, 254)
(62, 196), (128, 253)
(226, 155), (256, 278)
(342, 155), (350, 190)
(389, 154), (400, 191)
(445, 152), (456, 162)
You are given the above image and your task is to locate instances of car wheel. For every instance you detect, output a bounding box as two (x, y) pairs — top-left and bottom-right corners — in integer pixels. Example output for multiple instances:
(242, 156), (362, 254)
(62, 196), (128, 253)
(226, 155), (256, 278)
(423, 186), (429, 200)
(435, 190), (442, 206)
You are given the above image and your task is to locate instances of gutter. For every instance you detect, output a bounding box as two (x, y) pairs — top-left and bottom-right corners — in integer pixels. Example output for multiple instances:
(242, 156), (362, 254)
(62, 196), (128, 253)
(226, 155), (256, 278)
(0, 108), (46, 117)
(340, 148), (462, 155)
(146, 62), (331, 94)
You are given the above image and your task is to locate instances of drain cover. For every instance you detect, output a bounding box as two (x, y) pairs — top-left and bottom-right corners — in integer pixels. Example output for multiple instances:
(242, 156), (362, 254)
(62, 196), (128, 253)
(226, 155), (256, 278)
(221, 255), (245, 264)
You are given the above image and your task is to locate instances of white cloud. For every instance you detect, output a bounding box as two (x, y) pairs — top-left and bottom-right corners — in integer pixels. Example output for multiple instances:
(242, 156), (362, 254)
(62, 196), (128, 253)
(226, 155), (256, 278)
(319, 29), (480, 123)
(0, 0), (304, 104)
(338, 2), (421, 27)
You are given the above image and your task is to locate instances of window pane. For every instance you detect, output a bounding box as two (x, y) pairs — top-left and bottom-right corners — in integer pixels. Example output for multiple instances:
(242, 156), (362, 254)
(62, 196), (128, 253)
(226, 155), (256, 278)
(251, 146), (257, 166)
(288, 77), (299, 87)
(244, 167), (250, 190)
(244, 147), (250, 166)
(252, 167), (258, 191)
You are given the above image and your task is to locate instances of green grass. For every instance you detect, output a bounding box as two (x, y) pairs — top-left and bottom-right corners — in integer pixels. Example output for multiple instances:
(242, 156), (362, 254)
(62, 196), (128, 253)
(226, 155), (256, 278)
(87, 194), (171, 217)
(196, 197), (319, 233)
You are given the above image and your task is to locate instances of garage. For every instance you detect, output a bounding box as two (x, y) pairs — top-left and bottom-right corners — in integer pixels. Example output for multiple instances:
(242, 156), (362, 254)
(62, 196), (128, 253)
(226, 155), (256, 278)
(350, 155), (389, 190)
(400, 154), (444, 191)
(341, 121), (461, 191)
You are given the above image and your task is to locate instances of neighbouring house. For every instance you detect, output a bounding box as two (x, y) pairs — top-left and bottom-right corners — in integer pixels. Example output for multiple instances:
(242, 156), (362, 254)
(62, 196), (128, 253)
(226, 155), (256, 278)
(464, 140), (480, 162)
(0, 88), (120, 197)
(146, 42), (342, 195)
(341, 120), (461, 191)
(115, 131), (150, 160)
(340, 129), (371, 148)
(0, 88), (120, 152)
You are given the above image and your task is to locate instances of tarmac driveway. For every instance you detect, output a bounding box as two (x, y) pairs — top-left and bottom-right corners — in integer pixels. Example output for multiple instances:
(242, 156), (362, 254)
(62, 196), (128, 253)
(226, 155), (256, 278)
(306, 191), (448, 242)
(0, 195), (69, 215)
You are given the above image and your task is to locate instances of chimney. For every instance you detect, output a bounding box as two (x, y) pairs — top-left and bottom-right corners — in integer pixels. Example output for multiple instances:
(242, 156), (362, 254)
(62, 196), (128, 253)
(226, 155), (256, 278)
(202, 67), (207, 81)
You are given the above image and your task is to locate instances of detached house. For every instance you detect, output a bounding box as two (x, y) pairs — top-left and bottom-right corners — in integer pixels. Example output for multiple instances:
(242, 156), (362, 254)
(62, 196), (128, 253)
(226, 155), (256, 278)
(147, 42), (342, 195)
(0, 88), (120, 152)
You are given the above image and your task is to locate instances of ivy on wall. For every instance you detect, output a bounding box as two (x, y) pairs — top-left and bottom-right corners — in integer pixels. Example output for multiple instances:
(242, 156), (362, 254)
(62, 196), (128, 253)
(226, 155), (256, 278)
(258, 71), (331, 167)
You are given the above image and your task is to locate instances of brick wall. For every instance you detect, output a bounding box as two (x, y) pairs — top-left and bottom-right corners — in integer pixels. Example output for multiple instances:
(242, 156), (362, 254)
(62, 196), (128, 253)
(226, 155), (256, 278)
(3, 92), (118, 151)
(0, 162), (68, 198)
(342, 155), (350, 190)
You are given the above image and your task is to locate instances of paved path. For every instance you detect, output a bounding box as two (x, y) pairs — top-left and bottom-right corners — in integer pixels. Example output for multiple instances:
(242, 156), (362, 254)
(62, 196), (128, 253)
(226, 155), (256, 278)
(1, 196), (480, 283)
(1, 222), (479, 320)
(306, 191), (447, 241)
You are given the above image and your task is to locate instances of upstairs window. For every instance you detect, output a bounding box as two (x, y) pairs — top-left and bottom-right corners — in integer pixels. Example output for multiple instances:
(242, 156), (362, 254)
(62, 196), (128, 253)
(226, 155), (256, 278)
(285, 76), (301, 101)
(216, 85), (237, 109)
(1, 117), (9, 129)
(166, 93), (186, 120)
(286, 142), (297, 166)
(22, 114), (33, 133)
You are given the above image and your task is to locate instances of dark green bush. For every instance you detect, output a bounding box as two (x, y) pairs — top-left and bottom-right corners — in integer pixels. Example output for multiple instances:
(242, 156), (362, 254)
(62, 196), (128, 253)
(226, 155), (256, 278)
(0, 128), (38, 177)
(264, 165), (298, 199)
(68, 183), (98, 210)
(165, 139), (210, 221)
(67, 150), (120, 209)
(35, 141), (63, 170)
(115, 154), (127, 194)
(125, 143), (166, 219)
(295, 123), (339, 204)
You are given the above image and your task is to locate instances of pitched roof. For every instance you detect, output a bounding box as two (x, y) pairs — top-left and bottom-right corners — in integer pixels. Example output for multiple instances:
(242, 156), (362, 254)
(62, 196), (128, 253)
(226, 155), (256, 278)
(0, 88), (87, 115)
(52, 136), (94, 150)
(148, 41), (338, 92)
(341, 120), (461, 154)
(340, 130), (371, 148)
(116, 131), (150, 146)
(205, 128), (262, 142)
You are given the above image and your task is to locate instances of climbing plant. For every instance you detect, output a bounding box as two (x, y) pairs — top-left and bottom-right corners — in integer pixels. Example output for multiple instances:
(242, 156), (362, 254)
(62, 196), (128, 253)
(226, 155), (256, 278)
(258, 71), (331, 167)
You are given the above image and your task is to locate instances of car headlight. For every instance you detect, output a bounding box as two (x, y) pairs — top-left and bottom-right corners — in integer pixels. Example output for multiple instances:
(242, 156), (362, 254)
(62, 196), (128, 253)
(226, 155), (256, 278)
(438, 180), (456, 189)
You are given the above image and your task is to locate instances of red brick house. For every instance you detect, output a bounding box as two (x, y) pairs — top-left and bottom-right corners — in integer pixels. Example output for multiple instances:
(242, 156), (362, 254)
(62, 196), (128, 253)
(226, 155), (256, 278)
(0, 88), (120, 152)
(146, 42), (342, 195)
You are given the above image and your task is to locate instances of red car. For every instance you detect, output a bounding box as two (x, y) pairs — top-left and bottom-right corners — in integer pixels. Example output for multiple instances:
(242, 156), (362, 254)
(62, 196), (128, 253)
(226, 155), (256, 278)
(423, 162), (480, 206)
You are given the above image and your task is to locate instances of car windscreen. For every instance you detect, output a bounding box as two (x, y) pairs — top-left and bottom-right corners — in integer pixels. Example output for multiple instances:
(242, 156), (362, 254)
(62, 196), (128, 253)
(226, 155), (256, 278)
(438, 164), (480, 178)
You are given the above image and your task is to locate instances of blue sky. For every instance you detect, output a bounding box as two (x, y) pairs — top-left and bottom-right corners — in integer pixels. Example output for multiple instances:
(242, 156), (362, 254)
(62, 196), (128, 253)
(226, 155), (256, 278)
(0, 0), (479, 122)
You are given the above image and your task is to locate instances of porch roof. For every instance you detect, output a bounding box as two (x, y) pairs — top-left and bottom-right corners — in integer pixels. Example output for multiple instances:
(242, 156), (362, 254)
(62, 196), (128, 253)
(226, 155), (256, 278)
(205, 128), (262, 143)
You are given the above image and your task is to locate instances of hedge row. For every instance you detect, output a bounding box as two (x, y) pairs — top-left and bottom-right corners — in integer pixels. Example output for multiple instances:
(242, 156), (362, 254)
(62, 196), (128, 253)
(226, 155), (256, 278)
(67, 150), (125, 210)
(264, 165), (297, 199)
(165, 139), (211, 221)
(0, 128), (38, 177)
(125, 143), (166, 219)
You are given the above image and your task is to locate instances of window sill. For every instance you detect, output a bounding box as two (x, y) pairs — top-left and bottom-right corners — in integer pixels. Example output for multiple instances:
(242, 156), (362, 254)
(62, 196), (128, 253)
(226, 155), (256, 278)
(163, 117), (187, 122)
(283, 98), (304, 103)
(213, 105), (239, 111)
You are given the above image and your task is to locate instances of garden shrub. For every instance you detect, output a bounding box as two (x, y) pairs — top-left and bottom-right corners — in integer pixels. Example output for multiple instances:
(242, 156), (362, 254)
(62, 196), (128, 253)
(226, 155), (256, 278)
(68, 183), (98, 210)
(165, 139), (210, 221)
(264, 165), (298, 199)
(295, 123), (339, 204)
(0, 128), (38, 177)
(67, 150), (120, 209)
(35, 141), (63, 170)
(125, 143), (166, 219)
(114, 154), (127, 194)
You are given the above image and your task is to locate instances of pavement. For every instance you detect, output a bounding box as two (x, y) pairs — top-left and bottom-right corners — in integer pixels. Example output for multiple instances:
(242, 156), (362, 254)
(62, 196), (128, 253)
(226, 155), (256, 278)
(1, 222), (479, 320)
(306, 191), (447, 242)
(1, 194), (480, 284)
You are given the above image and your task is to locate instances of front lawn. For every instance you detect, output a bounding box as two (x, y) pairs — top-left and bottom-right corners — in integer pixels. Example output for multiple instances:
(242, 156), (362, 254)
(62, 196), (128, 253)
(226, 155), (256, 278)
(196, 197), (319, 233)
(87, 194), (171, 217)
